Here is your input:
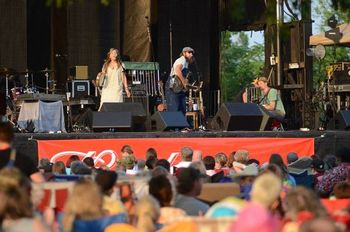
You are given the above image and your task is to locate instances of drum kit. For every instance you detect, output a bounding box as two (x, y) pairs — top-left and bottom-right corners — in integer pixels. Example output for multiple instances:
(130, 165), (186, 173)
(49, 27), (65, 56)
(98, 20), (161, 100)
(0, 67), (56, 122)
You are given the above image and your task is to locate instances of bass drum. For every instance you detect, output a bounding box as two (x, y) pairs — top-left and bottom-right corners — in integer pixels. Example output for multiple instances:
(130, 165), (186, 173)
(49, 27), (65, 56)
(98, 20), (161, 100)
(95, 72), (106, 87)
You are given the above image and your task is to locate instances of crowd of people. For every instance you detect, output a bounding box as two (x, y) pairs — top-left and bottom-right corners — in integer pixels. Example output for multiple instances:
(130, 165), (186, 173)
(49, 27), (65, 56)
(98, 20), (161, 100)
(0, 120), (349, 231)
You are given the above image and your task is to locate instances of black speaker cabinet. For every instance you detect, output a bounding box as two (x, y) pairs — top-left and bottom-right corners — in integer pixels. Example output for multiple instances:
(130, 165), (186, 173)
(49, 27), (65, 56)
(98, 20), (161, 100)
(92, 112), (132, 132)
(100, 102), (146, 124)
(211, 102), (270, 131)
(328, 110), (350, 130)
(151, 111), (189, 131)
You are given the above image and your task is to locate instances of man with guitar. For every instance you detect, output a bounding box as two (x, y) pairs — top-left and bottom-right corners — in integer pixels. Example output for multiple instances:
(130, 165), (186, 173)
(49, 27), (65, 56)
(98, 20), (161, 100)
(257, 76), (285, 122)
(165, 47), (194, 115)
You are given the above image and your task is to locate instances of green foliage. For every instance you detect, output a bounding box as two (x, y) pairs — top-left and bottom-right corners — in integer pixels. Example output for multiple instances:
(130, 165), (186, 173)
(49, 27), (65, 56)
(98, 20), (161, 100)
(312, 0), (350, 87)
(220, 31), (264, 102)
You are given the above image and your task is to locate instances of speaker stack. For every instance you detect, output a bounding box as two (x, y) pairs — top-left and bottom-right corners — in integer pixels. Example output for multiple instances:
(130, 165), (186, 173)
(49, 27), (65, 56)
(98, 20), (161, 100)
(92, 102), (147, 132)
(328, 110), (350, 130)
(151, 111), (189, 131)
(211, 102), (271, 131)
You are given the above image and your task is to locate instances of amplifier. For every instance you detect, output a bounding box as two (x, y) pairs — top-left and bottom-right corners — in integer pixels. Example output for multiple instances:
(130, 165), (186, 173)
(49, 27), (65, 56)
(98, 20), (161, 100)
(69, 66), (88, 80)
(68, 80), (90, 98)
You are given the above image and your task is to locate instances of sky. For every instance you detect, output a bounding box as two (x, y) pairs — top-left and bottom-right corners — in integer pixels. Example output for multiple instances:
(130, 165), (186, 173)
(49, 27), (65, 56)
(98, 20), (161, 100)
(235, 0), (327, 47)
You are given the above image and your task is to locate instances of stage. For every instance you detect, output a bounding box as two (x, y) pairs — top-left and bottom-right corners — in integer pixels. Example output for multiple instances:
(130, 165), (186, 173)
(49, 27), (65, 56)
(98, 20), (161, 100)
(13, 130), (350, 167)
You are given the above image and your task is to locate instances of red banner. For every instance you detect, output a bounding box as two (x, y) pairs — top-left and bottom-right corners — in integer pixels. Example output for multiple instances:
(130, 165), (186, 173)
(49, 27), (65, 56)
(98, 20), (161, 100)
(37, 137), (314, 169)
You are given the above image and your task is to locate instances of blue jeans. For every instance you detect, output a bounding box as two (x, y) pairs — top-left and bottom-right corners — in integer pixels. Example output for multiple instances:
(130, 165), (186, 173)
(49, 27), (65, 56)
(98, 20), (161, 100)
(165, 77), (186, 115)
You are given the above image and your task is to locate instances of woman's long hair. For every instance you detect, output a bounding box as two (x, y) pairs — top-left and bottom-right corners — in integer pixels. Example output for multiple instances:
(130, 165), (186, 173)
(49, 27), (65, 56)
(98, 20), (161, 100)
(102, 48), (121, 73)
(62, 178), (103, 232)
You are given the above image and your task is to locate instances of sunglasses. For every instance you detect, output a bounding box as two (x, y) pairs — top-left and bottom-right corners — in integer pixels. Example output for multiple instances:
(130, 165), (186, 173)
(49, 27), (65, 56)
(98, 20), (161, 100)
(187, 51), (193, 54)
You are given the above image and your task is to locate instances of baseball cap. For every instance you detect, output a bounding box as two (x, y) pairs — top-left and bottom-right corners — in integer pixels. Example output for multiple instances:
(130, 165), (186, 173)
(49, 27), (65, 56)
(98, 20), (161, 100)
(287, 152), (298, 164)
(182, 47), (195, 53)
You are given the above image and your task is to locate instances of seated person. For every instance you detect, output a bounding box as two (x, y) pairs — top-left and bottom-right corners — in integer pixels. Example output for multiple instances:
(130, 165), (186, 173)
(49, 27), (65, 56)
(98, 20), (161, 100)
(257, 76), (285, 122)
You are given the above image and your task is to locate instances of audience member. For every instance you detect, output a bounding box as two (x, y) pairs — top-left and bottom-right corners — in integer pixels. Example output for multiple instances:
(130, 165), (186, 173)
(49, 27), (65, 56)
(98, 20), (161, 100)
(65, 155), (80, 175)
(135, 195), (160, 232)
(95, 170), (126, 215)
(146, 156), (157, 170)
(175, 147), (193, 168)
(231, 164), (259, 200)
(145, 148), (158, 160)
(299, 218), (340, 232)
(0, 184), (50, 232)
(70, 161), (92, 175)
(62, 179), (126, 232)
(311, 158), (325, 187)
(149, 175), (186, 225)
(214, 152), (228, 169)
(119, 155), (136, 175)
(121, 145), (134, 157)
(246, 158), (260, 166)
(174, 167), (209, 216)
(316, 147), (350, 197)
(232, 149), (249, 172)
(287, 152), (299, 165)
(156, 159), (171, 172)
(269, 153), (296, 187)
(83, 157), (95, 169)
(203, 156), (216, 176)
(283, 186), (328, 225)
(226, 151), (236, 168)
(229, 173), (282, 232)
(52, 161), (66, 175)
(0, 121), (43, 182)
(38, 158), (53, 173)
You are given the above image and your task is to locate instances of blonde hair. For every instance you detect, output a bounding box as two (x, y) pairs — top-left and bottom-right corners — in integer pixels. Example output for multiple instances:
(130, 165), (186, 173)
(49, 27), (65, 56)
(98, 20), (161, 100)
(62, 178), (103, 232)
(135, 195), (160, 232)
(102, 48), (121, 73)
(251, 173), (282, 208)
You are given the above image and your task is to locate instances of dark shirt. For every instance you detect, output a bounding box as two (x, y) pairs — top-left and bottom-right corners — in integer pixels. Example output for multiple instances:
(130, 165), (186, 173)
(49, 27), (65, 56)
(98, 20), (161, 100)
(0, 148), (38, 177)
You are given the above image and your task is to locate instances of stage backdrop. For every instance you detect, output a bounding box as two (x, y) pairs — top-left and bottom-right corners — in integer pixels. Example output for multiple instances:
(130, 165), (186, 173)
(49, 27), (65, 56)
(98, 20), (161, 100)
(38, 137), (314, 169)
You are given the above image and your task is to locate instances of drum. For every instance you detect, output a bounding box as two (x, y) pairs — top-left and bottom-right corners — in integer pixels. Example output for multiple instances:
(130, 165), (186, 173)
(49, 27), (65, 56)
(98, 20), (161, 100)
(96, 72), (106, 87)
(10, 87), (24, 100)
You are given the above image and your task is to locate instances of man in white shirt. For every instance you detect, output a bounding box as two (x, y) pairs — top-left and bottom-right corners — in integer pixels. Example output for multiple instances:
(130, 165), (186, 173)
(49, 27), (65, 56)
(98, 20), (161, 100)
(165, 47), (194, 115)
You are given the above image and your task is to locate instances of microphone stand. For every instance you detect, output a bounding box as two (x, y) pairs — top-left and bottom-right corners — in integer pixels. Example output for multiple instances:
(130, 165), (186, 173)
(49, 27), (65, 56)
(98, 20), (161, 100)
(193, 58), (205, 130)
(146, 16), (157, 114)
(169, 21), (173, 69)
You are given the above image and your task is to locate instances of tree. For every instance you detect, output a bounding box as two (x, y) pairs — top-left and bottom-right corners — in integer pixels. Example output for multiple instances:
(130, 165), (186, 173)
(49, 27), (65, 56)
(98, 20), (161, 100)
(220, 31), (264, 102)
(312, 0), (350, 88)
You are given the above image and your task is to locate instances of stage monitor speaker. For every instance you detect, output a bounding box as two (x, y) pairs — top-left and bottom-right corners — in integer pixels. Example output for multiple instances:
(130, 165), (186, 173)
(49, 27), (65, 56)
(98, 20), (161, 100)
(211, 102), (270, 131)
(328, 110), (350, 130)
(100, 102), (146, 124)
(92, 112), (132, 132)
(151, 111), (189, 131)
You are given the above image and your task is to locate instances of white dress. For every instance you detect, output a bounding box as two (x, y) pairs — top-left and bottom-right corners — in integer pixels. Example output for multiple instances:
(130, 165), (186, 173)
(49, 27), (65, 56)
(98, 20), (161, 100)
(100, 65), (124, 108)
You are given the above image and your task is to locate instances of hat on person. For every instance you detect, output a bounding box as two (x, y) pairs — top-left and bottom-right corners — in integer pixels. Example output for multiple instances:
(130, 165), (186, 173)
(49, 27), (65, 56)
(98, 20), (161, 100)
(182, 47), (195, 53)
(70, 161), (91, 175)
(287, 157), (313, 174)
(287, 152), (299, 164)
(257, 76), (268, 82)
(311, 158), (325, 172)
(231, 164), (259, 179)
(38, 158), (52, 172)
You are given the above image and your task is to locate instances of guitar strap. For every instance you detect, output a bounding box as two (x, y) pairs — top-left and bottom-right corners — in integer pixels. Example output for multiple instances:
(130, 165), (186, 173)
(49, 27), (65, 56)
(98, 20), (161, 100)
(258, 88), (270, 105)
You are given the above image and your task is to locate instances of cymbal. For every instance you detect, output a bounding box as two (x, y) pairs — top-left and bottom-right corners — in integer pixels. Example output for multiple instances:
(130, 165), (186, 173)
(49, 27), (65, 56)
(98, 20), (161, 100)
(37, 69), (55, 73)
(0, 67), (16, 76)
